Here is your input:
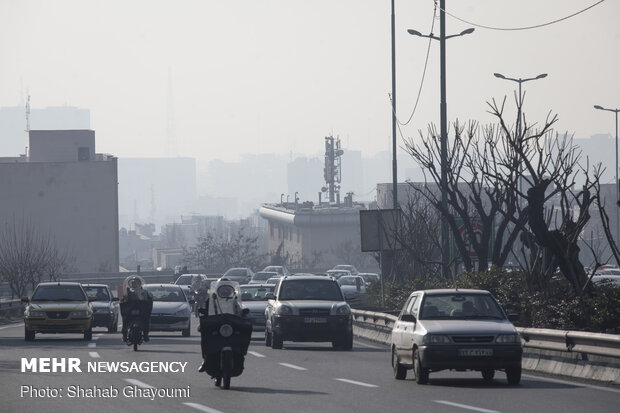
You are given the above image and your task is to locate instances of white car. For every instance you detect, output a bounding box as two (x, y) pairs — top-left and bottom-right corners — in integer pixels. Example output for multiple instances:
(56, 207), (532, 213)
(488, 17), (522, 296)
(337, 275), (367, 300)
(144, 284), (192, 337)
(330, 264), (359, 275)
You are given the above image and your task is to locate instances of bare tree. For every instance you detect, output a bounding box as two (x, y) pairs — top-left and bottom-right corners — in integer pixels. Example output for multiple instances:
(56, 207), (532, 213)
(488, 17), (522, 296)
(0, 218), (73, 298)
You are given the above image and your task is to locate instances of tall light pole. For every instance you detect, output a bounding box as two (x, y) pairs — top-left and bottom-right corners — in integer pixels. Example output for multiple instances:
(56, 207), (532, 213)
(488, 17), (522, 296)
(493, 72), (547, 200)
(408, 1), (474, 279)
(594, 104), (620, 244)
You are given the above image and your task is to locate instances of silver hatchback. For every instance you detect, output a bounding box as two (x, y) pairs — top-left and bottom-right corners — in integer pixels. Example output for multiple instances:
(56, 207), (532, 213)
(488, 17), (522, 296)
(391, 289), (522, 384)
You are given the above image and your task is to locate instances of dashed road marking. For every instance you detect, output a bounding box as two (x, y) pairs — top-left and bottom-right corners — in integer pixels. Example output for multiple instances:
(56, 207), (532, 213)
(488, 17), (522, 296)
(334, 378), (378, 388)
(434, 400), (500, 413)
(279, 363), (307, 371)
(248, 351), (265, 358)
(124, 378), (154, 389)
(89, 352), (100, 358)
(183, 402), (225, 413)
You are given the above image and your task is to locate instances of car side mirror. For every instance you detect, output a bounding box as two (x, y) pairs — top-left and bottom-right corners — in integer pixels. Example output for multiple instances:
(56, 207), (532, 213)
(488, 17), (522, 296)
(88, 296), (97, 302)
(21, 296), (29, 303)
(507, 313), (520, 322)
(112, 297), (119, 302)
(401, 314), (416, 323)
(265, 293), (275, 300)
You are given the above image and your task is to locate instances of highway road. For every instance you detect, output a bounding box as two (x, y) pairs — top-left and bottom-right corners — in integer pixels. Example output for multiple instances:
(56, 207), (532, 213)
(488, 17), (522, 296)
(1, 316), (618, 413)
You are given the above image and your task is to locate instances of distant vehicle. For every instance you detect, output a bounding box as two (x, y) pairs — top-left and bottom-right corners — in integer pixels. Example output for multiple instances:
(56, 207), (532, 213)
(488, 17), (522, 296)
(239, 284), (276, 331)
(330, 264), (360, 275)
(144, 284), (192, 337)
(22, 282), (94, 341)
(174, 274), (208, 297)
(82, 283), (119, 333)
(325, 269), (351, 280)
(262, 265), (291, 277)
(337, 275), (367, 300)
(264, 275), (353, 350)
(391, 289), (522, 385)
(591, 274), (620, 286)
(359, 273), (380, 285)
(222, 267), (254, 284)
(249, 271), (279, 284)
(265, 277), (282, 287)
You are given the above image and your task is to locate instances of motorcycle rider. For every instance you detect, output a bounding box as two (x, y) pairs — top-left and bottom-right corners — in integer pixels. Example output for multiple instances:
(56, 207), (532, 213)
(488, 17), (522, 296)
(198, 278), (245, 374)
(120, 275), (153, 342)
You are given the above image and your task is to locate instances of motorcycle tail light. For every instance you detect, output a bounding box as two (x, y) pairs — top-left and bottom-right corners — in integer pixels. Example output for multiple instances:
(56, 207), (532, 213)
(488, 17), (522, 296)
(219, 324), (233, 337)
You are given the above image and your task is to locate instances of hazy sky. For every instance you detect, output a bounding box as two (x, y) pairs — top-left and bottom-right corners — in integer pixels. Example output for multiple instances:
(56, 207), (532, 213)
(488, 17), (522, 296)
(1, 0), (618, 163)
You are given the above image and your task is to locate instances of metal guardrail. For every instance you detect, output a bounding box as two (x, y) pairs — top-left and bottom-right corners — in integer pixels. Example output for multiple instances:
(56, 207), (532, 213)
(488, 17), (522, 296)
(351, 309), (620, 359)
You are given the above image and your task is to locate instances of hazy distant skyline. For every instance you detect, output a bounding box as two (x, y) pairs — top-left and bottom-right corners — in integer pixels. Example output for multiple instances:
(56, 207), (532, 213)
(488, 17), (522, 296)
(1, 0), (618, 164)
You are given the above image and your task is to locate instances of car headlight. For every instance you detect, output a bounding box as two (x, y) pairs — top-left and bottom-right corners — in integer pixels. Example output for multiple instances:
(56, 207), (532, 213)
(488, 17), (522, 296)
(336, 305), (351, 315)
(28, 311), (45, 318)
(174, 308), (189, 316)
(276, 305), (293, 315)
(219, 324), (233, 337)
(71, 310), (89, 317)
(423, 334), (451, 345)
(496, 334), (520, 344)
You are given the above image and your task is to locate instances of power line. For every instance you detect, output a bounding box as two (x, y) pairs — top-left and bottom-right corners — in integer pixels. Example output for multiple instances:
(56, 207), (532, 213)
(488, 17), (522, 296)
(398, 3), (437, 126)
(440, 0), (605, 31)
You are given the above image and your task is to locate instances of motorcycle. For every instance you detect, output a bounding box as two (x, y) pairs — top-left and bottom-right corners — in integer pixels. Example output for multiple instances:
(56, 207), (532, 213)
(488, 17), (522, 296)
(199, 311), (252, 389)
(120, 300), (153, 351)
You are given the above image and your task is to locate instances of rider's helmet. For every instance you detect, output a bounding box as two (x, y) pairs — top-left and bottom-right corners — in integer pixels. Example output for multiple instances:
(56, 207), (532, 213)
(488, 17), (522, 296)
(123, 275), (146, 301)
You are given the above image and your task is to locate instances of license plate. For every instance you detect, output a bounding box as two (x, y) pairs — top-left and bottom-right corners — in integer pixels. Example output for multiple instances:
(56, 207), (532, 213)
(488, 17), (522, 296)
(304, 317), (327, 324)
(458, 348), (493, 357)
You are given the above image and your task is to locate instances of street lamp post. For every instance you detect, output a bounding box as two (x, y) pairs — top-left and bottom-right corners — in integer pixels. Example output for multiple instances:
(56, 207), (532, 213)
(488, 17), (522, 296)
(594, 104), (620, 244)
(408, 0), (474, 279)
(493, 72), (547, 200)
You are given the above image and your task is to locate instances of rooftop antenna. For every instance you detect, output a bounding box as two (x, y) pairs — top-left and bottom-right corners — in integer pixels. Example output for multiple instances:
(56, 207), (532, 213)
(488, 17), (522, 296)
(25, 94), (31, 132)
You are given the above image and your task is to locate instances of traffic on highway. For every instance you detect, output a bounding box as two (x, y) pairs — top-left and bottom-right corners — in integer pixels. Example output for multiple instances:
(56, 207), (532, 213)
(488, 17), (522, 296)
(2, 274), (618, 413)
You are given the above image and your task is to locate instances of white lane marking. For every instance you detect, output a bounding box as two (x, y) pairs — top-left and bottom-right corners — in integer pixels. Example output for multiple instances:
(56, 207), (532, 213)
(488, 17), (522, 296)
(522, 373), (620, 394)
(87, 342), (96, 348)
(279, 363), (307, 371)
(0, 323), (23, 330)
(334, 378), (378, 388)
(124, 378), (154, 389)
(93, 336), (100, 341)
(434, 400), (500, 413)
(89, 352), (100, 358)
(183, 402), (225, 413)
(248, 351), (265, 358)
(353, 340), (382, 349)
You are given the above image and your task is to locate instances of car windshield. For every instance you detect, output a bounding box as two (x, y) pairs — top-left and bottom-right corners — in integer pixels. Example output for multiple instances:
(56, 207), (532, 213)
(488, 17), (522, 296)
(279, 280), (343, 301)
(338, 277), (358, 286)
(174, 275), (193, 285)
(419, 293), (505, 320)
(145, 286), (186, 302)
(31, 285), (87, 301)
(264, 266), (284, 274)
(224, 269), (246, 276)
(240, 285), (275, 301)
(253, 272), (276, 281)
(83, 286), (110, 301)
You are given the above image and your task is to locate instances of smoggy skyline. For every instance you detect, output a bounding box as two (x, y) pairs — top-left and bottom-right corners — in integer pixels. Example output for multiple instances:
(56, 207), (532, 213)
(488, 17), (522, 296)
(1, 0), (618, 164)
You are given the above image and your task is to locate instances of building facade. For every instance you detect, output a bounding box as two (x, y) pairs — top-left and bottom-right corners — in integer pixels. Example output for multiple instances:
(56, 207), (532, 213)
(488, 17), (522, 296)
(0, 129), (119, 273)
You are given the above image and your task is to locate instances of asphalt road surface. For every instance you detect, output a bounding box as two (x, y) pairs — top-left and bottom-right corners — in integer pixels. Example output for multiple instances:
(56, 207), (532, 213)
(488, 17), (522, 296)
(1, 316), (618, 413)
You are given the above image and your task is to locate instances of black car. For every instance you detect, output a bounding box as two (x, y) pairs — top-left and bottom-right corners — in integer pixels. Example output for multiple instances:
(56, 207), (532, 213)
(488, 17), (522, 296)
(82, 284), (119, 333)
(264, 275), (353, 350)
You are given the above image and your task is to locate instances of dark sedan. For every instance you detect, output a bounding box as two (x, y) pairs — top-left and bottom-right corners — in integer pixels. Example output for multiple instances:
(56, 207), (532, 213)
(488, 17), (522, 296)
(82, 284), (119, 333)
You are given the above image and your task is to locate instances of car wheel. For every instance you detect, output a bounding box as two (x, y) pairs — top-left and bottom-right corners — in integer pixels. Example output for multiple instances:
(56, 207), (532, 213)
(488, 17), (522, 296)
(182, 320), (191, 337)
(413, 349), (429, 384)
(481, 369), (495, 382)
(24, 326), (35, 341)
(84, 329), (93, 341)
(392, 348), (407, 380)
(506, 366), (521, 385)
(271, 331), (283, 349)
(265, 329), (272, 346)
